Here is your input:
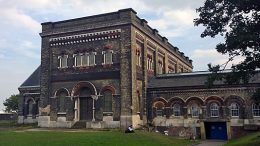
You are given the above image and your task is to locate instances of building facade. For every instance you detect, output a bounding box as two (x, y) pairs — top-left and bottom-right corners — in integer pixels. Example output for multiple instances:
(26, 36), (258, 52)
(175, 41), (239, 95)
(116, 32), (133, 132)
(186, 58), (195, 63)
(18, 8), (192, 129)
(147, 72), (260, 139)
(18, 9), (259, 140)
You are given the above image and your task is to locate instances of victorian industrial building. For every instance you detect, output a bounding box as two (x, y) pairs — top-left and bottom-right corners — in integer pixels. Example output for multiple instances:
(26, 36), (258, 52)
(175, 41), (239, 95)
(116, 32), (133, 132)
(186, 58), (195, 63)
(18, 8), (260, 140)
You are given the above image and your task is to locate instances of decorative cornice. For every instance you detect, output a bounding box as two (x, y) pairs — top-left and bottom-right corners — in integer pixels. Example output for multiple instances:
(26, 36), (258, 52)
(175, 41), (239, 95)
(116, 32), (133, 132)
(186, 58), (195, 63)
(49, 29), (121, 46)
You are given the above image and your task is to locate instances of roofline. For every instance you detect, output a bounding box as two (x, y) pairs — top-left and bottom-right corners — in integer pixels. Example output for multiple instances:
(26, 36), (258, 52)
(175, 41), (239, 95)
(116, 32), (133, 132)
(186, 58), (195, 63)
(18, 85), (40, 89)
(41, 8), (136, 25)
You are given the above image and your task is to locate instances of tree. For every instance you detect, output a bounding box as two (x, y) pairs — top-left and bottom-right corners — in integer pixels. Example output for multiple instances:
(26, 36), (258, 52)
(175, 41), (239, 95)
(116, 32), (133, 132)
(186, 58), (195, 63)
(194, 0), (260, 101)
(3, 94), (19, 113)
(194, 0), (260, 78)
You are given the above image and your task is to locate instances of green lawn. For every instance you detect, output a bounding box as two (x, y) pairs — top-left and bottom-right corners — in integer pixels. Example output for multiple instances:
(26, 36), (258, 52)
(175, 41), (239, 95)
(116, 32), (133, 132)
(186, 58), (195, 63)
(224, 132), (260, 146)
(0, 129), (196, 146)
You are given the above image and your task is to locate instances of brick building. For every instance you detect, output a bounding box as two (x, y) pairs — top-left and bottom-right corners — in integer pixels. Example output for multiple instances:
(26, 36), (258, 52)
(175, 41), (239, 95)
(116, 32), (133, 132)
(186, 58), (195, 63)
(18, 8), (260, 140)
(18, 8), (192, 129)
(148, 72), (260, 139)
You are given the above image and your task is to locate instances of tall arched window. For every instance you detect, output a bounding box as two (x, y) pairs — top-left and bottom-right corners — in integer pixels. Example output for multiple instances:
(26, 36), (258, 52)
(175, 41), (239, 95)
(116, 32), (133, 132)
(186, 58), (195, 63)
(102, 90), (113, 112)
(172, 104), (181, 117)
(210, 103), (219, 117)
(56, 89), (69, 113)
(191, 104), (199, 117)
(27, 99), (34, 116)
(230, 103), (239, 117)
(252, 104), (260, 117)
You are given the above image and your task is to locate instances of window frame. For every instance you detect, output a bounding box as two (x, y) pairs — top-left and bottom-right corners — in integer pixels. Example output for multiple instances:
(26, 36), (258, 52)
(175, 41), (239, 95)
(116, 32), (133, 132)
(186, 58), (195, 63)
(191, 104), (199, 118)
(210, 103), (219, 117)
(102, 50), (113, 65)
(89, 52), (96, 66)
(58, 55), (68, 68)
(230, 103), (239, 117)
(156, 108), (163, 117)
(252, 103), (260, 117)
(172, 104), (181, 117)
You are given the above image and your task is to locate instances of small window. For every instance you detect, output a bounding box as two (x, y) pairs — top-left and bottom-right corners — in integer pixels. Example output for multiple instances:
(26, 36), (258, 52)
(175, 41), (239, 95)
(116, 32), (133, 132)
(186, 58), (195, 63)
(230, 103), (239, 117)
(58, 55), (68, 68)
(191, 104), (199, 117)
(82, 53), (89, 66)
(89, 52), (96, 66)
(172, 104), (181, 117)
(154, 101), (164, 117)
(156, 109), (163, 117)
(210, 103), (219, 117)
(136, 50), (142, 66)
(158, 61), (163, 74)
(103, 50), (113, 64)
(168, 66), (175, 73)
(252, 104), (260, 117)
(73, 54), (82, 67)
(147, 55), (154, 71)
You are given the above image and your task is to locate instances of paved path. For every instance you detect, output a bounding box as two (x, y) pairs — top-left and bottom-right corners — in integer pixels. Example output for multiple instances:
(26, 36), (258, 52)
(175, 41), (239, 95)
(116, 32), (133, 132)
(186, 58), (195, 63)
(195, 140), (226, 146)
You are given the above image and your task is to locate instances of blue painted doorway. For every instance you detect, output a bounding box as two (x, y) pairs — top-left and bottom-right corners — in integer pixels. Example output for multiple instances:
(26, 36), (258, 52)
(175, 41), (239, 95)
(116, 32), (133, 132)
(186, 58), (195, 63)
(205, 122), (228, 140)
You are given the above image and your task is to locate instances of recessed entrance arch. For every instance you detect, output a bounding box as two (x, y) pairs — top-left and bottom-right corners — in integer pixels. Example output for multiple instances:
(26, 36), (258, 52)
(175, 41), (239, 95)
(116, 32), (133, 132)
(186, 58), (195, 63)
(72, 81), (97, 121)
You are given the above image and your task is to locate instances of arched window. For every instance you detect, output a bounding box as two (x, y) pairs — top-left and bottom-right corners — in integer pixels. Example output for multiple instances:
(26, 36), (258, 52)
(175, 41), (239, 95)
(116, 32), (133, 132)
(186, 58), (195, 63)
(191, 104), (199, 117)
(102, 90), (113, 112)
(210, 103), (219, 117)
(230, 103), (239, 117)
(252, 104), (260, 117)
(154, 101), (164, 117)
(27, 99), (34, 115)
(172, 104), (181, 117)
(56, 89), (69, 113)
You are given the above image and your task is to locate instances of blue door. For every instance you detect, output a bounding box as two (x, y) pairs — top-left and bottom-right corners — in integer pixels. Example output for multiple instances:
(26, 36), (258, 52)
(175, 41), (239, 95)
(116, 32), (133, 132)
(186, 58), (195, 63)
(205, 122), (227, 140)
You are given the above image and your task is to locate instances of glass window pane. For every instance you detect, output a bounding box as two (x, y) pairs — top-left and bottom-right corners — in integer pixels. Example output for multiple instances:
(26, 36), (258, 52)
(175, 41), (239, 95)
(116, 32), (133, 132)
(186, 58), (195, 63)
(89, 53), (95, 66)
(76, 54), (81, 66)
(156, 109), (163, 116)
(210, 103), (219, 117)
(173, 104), (181, 116)
(105, 51), (112, 64)
(82, 54), (89, 66)
(103, 90), (112, 112)
(28, 100), (33, 115)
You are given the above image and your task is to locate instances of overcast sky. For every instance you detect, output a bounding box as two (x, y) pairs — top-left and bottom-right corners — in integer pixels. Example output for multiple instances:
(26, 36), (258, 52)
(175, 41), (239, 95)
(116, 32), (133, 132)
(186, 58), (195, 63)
(0, 0), (239, 112)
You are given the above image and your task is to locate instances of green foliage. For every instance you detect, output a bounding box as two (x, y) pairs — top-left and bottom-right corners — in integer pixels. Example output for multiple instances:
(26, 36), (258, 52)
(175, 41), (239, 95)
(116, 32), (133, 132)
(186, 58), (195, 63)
(224, 132), (260, 146)
(0, 130), (195, 146)
(195, 0), (260, 85)
(3, 94), (19, 113)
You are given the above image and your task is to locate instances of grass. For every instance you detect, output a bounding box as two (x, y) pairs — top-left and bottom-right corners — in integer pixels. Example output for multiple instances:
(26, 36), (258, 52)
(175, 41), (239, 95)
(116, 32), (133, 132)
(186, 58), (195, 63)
(0, 129), (196, 146)
(224, 132), (260, 146)
(0, 120), (17, 126)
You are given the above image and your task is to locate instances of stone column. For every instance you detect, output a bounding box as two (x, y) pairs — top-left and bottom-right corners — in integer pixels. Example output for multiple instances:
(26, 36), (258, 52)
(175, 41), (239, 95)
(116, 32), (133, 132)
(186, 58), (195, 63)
(164, 53), (168, 73)
(154, 47), (159, 75)
(200, 121), (206, 139)
(226, 121), (232, 140)
(142, 38), (148, 123)
(120, 26), (134, 129)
